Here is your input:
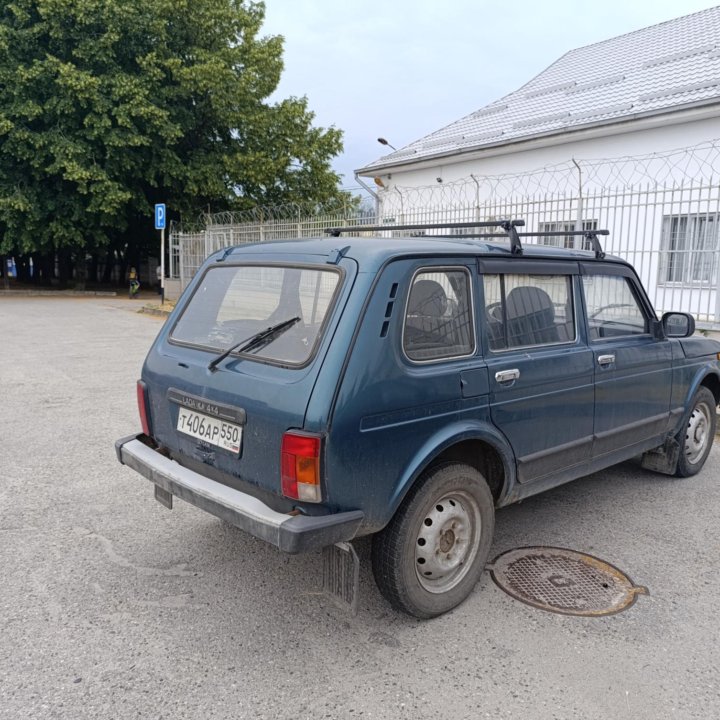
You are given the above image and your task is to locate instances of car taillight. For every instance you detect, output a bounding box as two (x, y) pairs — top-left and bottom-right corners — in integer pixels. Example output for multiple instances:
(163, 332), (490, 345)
(281, 431), (322, 503)
(136, 380), (151, 437)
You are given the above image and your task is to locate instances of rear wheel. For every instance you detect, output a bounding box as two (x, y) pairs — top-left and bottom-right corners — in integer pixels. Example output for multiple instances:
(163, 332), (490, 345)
(675, 386), (717, 477)
(371, 462), (494, 618)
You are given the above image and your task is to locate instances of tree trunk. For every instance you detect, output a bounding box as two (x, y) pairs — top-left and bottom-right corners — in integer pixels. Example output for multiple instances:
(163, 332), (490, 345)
(89, 253), (99, 285)
(57, 250), (73, 286)
(75, 251), (86, 291)
(1, 255), (9, 290)
(39, 252), (54, 286)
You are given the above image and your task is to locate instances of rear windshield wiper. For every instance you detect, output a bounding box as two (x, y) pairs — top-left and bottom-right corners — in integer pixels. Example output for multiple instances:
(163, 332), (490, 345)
(207, 316), (300, 372)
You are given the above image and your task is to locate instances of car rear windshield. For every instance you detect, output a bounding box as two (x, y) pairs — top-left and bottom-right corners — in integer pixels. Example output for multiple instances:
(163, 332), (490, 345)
(170, 264), (342, 366)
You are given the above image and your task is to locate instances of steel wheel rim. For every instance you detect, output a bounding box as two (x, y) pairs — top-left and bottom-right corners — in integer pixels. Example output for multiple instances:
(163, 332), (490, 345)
(414, 490), (482, 594)
(685, 401), (712, 465)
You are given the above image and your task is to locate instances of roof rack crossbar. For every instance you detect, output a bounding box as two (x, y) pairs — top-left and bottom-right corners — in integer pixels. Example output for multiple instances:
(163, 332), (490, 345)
(325, 219), (525, 237)
(517, 229), (608, 259)
(516, 230), (610, 238)
(584, 231), (607, 260)
(323, 221), (611, 258)
(500, 220), (523, 255)
(441, 228), (609, 259)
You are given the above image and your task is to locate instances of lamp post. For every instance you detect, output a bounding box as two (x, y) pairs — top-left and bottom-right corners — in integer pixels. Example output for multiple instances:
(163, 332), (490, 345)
(377, 137), (397, 152)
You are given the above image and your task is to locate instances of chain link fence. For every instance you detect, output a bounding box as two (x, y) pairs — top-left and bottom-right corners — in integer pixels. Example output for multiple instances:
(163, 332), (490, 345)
(171, 139), (720, 325)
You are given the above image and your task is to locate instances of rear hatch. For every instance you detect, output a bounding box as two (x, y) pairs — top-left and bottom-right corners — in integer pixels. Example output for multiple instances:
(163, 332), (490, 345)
(141, 258), (353, 506)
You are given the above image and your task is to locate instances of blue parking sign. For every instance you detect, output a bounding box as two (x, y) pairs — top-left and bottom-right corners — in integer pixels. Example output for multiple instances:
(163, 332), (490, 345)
(155, 203), (166, 230)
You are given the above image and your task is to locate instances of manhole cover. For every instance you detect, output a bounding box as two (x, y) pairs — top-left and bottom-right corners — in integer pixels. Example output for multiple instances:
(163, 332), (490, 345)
(489, 547), (648, 616)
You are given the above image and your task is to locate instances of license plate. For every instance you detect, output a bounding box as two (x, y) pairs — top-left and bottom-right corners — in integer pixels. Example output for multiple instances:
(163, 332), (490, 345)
(176, 407), (242, 453)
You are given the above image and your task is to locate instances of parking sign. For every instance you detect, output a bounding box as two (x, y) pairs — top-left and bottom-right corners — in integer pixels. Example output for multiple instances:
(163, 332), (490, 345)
(154, 203), (166, 230)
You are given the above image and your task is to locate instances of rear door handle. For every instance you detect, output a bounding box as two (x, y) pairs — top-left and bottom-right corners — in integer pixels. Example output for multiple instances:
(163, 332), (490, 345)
(495, 368), (520, 383)
(598, 354), (615, 366)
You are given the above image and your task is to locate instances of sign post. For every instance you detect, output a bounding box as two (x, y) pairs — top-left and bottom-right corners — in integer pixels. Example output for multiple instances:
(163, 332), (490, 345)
(155, 203), (166, 304)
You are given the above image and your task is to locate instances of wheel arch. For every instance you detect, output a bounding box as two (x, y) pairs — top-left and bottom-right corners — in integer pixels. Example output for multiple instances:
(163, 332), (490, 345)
(699, 370), (720, 404)
(677, 367), (720, 437)
(387, 422), (517, 522)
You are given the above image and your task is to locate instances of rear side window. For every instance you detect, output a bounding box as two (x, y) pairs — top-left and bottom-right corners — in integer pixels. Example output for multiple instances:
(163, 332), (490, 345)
(170, 265), (342, 365)
(483, 274), (575, 350)
(403, 268), (475, 362)
(582, 274), (647, 339)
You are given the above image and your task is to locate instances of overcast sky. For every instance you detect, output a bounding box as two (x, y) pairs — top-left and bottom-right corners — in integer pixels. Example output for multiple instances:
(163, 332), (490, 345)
(262, 1), (718, 193)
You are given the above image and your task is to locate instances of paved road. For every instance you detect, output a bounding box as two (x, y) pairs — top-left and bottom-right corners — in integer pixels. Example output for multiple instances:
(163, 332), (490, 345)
(1, 297), (718, 720)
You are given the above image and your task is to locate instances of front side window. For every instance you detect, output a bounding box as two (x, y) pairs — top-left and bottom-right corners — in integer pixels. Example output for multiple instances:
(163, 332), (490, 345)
(484, 273), (575, 350)
(170, 265), (341, 365)
(403, 268), (475, 361)
(659, 214), (718, 285)
(582, 275), (647, 340)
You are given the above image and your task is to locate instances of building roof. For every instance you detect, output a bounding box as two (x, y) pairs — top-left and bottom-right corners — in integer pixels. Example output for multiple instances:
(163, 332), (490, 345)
(358, 6), (720, 174)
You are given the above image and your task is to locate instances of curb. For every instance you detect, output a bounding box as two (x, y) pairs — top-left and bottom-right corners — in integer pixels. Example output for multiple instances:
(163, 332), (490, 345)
(0, 289), (118, 297)
(139, 305), (172, 318)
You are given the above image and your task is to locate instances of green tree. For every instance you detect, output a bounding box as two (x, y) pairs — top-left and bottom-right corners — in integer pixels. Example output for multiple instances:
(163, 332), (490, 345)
(0, 0), (344, 280)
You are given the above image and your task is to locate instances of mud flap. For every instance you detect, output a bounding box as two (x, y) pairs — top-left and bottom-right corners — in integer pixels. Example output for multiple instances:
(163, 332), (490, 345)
(641, 438), (680, 475)
(322, 541), (359, 615)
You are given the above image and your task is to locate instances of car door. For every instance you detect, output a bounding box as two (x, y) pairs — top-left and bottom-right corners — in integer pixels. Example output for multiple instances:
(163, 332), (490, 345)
(329, 260), (483, 521)
(580, 264), (673, 459)
(481, 260), (595, 484)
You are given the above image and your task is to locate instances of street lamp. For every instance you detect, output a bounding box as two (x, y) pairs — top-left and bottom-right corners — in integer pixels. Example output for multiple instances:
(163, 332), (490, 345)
(377, 137), (397, 152)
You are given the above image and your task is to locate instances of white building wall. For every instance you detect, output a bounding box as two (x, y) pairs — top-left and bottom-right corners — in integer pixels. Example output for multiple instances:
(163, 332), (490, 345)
(363, 115), (720, 324)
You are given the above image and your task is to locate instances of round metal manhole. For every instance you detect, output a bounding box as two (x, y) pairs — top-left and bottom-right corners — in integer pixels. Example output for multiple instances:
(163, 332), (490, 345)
(489, 547), (648, 616)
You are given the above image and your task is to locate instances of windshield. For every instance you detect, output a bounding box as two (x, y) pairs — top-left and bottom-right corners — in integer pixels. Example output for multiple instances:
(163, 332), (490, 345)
(170, 264), (342, 365)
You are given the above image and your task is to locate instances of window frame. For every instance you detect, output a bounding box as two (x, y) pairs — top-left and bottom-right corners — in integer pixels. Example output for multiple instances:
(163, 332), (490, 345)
(401, 265), (477, 364)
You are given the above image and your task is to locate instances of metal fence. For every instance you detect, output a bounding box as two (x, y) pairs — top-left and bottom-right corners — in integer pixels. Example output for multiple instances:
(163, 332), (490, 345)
(171, 140), (720, 326)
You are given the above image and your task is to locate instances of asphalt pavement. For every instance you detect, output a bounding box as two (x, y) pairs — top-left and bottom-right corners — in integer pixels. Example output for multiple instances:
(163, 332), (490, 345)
(1, 296), (718, 720)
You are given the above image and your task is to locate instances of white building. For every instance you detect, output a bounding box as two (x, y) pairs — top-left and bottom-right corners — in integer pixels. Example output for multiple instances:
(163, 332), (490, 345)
(356, 6), (720, 323)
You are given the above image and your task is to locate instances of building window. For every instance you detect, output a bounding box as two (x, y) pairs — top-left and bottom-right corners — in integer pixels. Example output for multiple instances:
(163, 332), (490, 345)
(538, 220), (597, 249)
(659, 214), (718, 285)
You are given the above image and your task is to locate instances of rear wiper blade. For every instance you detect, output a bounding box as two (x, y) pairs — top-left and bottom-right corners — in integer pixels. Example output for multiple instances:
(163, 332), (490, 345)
(207, 316), (300, 372)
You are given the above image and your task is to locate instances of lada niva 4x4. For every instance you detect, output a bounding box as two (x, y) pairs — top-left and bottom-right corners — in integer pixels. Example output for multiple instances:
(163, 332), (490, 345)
(116, 221), (720, 617)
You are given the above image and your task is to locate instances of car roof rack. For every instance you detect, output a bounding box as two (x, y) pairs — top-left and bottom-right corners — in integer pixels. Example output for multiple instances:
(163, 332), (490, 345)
(325, 219), (526, 254)
(324, 221), (610, 258)
(453, 229), (608, 259)
(522, 229), (609, 259)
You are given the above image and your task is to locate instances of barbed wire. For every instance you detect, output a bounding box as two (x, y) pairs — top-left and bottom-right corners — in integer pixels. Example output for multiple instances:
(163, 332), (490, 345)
(170, 138), (720, 236)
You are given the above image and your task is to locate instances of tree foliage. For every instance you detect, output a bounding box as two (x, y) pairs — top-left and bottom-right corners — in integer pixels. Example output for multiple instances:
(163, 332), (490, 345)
(0, 0), (345, 258)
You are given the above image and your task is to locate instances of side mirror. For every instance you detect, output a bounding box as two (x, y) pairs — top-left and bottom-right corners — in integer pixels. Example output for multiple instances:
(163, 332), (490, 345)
(662, 312), (695, 338)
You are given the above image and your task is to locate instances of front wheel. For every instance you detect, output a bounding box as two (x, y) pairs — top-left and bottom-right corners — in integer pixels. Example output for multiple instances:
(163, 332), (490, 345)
(371, 462), (494, 618)
(675, 386), (717, 477)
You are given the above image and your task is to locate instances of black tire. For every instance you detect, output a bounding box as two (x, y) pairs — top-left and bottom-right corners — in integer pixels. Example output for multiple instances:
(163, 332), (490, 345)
(675, 386), (717, 477)
(371, 462), (494, 619)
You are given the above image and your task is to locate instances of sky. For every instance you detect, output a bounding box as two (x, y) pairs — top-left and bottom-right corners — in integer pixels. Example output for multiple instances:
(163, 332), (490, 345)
(261, 1), (719, 195)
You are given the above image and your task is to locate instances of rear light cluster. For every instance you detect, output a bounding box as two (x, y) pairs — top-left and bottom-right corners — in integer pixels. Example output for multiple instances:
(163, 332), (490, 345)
(281, 431), (322, 503)
(136, 380), (151, 437)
